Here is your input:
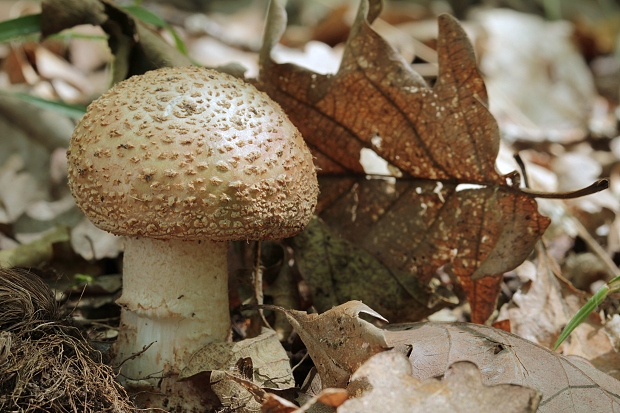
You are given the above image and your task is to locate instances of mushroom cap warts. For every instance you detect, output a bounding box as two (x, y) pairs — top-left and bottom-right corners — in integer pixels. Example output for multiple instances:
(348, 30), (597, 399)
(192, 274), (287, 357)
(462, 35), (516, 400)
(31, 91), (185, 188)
(67, 67), (318, 241)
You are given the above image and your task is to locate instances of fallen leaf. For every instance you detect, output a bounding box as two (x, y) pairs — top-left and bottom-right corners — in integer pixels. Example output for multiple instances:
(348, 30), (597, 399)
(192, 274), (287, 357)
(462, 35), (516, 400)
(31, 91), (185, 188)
(209, 369), (265, 413)
(34, 46), (93, 97)
(257, 0), (551, 323)
(179, 328), (295, 412)
(559, 293), (620, 381)
(68, 25), (111, 73)
(179, 328), (294, 389)
(341, 352), (540, 413)
(293, 217), (456, 321)
(497, 249), (570, 348)
(26, 194), (76, 222)
(261, 388), (348, 413)
(386, 322), (620, 412)
(0, 155), (46, 224)
(70, 217), (123, 260)
(473, 9), (596, 143)
(497, 246), (620, 380)
(262, 393), (299, 413)
(283, 301), (388, 389)
(0, 226), (69, 268)
(271, 41), (343, 76)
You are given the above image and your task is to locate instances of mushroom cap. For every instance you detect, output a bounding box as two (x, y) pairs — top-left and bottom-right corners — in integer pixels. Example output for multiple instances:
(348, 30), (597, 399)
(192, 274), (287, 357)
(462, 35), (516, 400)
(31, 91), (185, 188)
(67, 67), (318, 241)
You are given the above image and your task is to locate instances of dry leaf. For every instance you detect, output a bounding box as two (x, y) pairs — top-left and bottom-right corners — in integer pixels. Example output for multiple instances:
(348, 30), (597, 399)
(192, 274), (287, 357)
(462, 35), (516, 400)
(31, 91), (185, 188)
(497, 246), (620, 379)
(283, 301), (388, 389)
(386, 322), (620, 412)
(257, 0), (550, 323)
(474, 9), (596, 143)
(179, 328), (294, 413)
(262, 393), (299, 413)
(293, 217), (456, 321)
(559, 294), (620, 381)
(34, 46), (93, 98)
(0, 226), (69, 268)
(341, 352), (540, 413)
(261, 388), (348, 413)
(68, 25), (111, 73)
(497, 250), (570, 348)
(179, 328), (294, 388)
(70, 218), (123, 260)
(210, 369), (263, 413)
(0, 156), (46, 224)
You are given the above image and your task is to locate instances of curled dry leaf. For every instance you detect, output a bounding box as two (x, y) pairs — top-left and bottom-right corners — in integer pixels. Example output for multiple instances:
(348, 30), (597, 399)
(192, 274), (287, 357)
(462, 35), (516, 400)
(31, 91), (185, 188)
(261, 393), (299, 413)
(386, 322), (620, 412)
(282, 301), (388, 389)
(257, 0), (551, 323)
(342, 352), (540, 413)
(261, 388), (348, 413)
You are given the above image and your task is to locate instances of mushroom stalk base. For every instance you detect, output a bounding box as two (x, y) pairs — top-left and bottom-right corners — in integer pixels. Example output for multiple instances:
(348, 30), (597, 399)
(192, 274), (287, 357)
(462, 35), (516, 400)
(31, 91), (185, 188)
(113, 238), (229, 407)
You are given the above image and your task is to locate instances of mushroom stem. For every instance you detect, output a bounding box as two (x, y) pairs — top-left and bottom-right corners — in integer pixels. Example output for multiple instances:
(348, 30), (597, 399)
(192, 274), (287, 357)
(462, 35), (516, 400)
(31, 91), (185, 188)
(114, 238), (230, 387)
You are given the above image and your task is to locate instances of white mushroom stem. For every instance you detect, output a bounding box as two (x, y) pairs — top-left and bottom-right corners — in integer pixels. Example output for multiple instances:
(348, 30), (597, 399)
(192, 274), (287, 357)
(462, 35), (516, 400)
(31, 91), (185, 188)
(114, 237), (230, 384)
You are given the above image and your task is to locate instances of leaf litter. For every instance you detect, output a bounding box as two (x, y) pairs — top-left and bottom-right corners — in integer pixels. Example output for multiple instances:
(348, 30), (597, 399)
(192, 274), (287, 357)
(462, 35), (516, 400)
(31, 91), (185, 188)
(386, 321), (620, 413)
(1, 0), (620, 411)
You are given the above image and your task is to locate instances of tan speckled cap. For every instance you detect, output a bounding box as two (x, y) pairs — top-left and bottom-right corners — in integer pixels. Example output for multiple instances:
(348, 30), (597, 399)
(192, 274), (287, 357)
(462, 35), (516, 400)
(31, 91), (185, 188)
(67, 67), (318, 241)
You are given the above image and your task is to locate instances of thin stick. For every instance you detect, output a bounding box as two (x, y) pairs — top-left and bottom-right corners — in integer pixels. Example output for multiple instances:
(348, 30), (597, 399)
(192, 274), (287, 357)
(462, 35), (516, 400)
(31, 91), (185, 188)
(565, 208), (620, 280)
(254, 242), (272, 329)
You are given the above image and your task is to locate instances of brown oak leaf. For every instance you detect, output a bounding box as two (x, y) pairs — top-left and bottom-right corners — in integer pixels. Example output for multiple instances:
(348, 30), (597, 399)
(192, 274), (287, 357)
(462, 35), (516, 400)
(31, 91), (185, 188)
(256, 0), (550, 323)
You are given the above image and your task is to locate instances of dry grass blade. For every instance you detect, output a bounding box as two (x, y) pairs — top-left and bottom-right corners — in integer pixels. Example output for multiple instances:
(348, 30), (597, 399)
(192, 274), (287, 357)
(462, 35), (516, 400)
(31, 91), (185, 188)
(0, 268), (137, 413)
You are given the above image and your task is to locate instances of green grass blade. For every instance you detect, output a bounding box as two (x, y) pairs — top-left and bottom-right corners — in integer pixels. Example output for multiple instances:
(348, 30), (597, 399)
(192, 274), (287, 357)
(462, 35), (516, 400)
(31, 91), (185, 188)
(1, 91), (86, 119)
(0, 13), (41, 42)
(122, 5), (188, 55)
(122, 5), (168, 28)
(554, 284), (610, 350)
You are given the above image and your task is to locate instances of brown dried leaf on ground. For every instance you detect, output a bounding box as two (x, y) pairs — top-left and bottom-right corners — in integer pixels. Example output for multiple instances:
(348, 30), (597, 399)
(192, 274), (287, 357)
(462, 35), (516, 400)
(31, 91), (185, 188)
(283, 301), (389, 389)
(386, 322), (620, 412)
(293, 217), (457, 321)
(498, 250), (570, 348)
(341, 352), (540, 413)
(497, 246), (620, 380)
(261, 388), (348, 413)
(256, 0), (550, 323)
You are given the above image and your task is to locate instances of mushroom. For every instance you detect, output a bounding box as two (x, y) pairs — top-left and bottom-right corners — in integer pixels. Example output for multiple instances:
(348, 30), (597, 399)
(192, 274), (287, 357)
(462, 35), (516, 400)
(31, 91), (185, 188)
(66, 67), (318, 409)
